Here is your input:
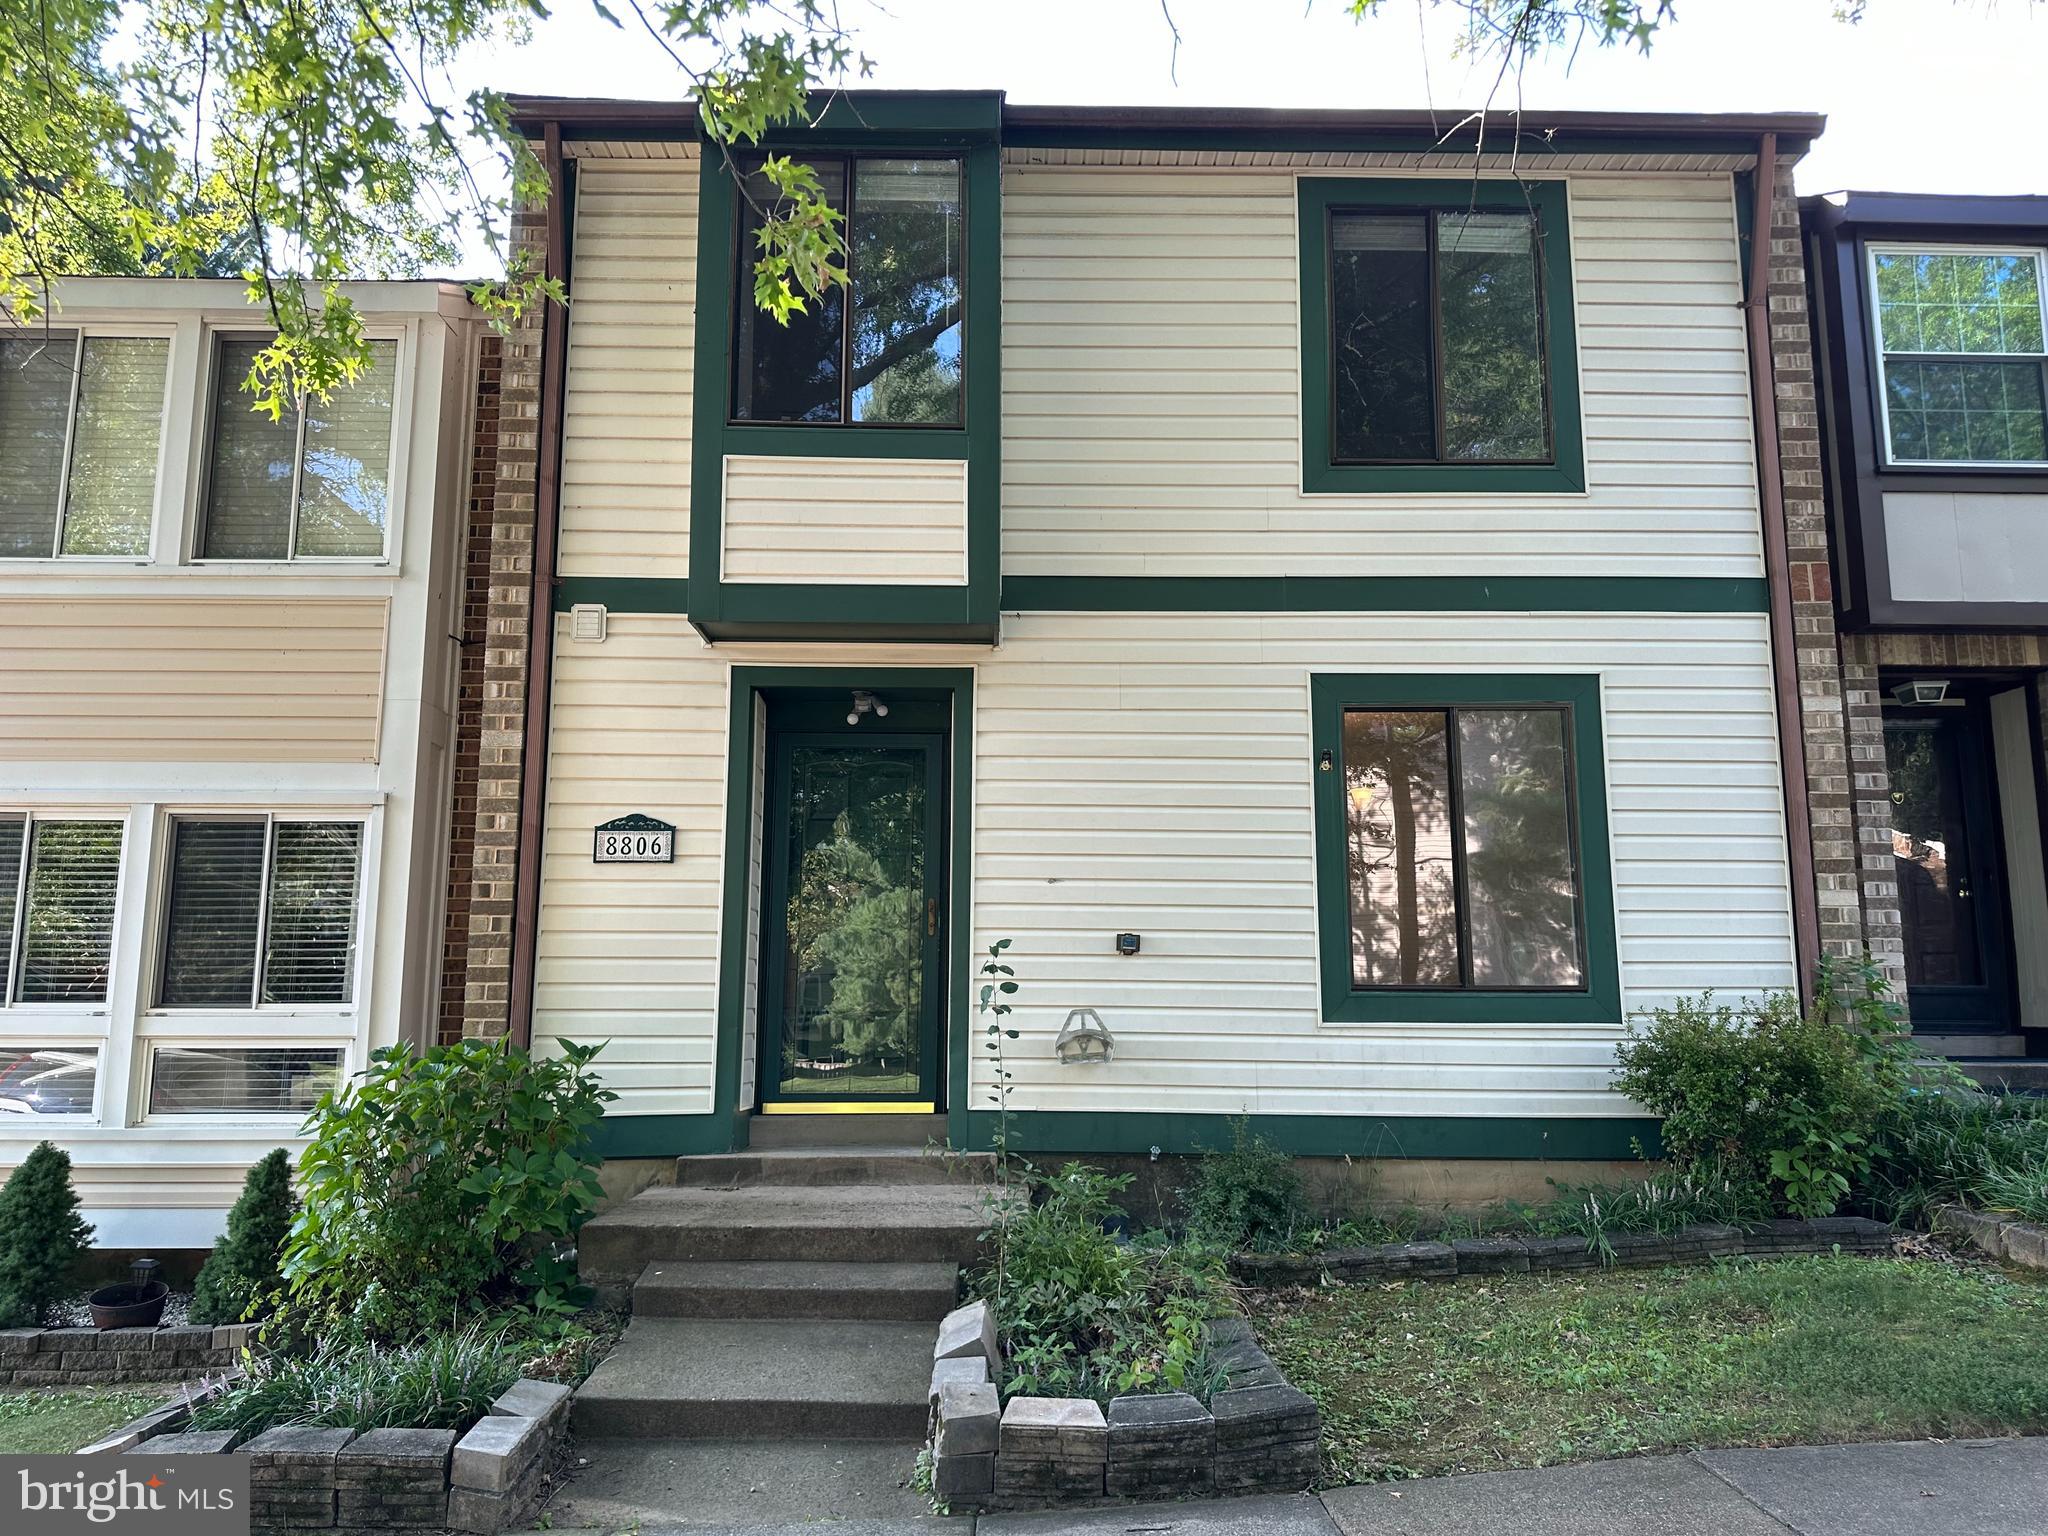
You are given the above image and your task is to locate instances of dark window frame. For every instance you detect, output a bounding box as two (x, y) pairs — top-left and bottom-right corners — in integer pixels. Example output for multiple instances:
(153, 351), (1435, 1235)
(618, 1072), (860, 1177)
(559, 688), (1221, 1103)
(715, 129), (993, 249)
(1297, 178), (1585, 495)
(726, 151), (969, 431)
(1311, 673), (1620, 1025)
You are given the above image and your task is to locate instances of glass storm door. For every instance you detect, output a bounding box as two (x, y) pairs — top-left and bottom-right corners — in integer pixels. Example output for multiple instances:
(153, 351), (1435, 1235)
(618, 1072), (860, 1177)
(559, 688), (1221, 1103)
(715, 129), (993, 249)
(758, 732), (944, 1106)
(1885, 706), (2014, 1030)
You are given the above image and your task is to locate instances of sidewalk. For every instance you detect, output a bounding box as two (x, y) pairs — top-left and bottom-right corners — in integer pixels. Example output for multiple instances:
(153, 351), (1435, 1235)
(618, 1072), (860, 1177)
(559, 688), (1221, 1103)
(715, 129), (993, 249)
(538, 1436), (2048, 1535)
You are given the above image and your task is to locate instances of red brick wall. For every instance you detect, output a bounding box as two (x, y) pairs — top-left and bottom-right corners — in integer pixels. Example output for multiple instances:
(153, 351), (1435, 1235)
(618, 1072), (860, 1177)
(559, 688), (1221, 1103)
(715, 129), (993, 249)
(438, 332), (503, 1044)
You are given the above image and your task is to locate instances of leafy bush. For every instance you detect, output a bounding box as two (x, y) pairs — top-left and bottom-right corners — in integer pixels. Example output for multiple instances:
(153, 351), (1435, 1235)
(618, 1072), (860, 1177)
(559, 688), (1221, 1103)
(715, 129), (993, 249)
(1861, 1089), (2048, 1224)
(191, 1149), (298, 1327)
(281, 1037), (615, 1341)
(190, 1325), (520, 1436)
(977, 1163), (1227, 1405)
(1614, 958), (1910, 1218)
(0, 1141), (93, 1327)
(1182, 1121), (1309, 1252)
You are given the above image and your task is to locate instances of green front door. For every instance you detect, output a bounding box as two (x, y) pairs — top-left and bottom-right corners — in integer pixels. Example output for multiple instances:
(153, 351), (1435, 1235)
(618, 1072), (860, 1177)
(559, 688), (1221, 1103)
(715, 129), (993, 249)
(757, 730), (945, 1107)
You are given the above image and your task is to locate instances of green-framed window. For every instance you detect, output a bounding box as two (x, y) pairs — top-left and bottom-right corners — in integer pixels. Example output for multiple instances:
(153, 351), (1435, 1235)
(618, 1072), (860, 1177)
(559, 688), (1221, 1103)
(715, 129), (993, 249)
(1310, 673), (1619, 1024)
(1297, 178), (1585, 494)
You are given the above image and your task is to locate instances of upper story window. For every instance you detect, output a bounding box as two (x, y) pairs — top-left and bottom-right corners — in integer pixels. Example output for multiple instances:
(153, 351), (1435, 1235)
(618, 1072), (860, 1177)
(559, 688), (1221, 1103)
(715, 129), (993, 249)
(156, 816), (363, 1009)
(0, 331), (168, 559)
(731, 156), (965, 426)
(1871, 246), (2048, 466)
(0, 814), (123, 1006)
(1330, 211), (1550, 465)
(199, 336), (398, 559)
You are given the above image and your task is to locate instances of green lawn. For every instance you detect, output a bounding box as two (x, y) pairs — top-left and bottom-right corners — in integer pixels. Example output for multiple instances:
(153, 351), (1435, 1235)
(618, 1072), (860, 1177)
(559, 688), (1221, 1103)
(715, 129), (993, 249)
(1252, 1255), (2048, 1485)
(0, 1387), (176, 1455)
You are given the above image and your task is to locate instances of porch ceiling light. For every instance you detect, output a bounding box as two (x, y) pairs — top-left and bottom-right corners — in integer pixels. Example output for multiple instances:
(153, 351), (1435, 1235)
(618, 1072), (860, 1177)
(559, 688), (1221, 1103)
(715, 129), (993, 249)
(847, 690), (890, 725)
(1892, 680), (1952, 706)
(1055, 1007), (1115, 1066)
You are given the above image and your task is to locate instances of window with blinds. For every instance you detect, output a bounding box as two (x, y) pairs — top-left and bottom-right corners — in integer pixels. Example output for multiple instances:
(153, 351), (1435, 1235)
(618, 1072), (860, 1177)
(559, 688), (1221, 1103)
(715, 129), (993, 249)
(147, 1046), (342, 1115)
(199, 337), (397, 560)
(0, 814), (123, 1006)
(0, 332), (168, 558)
(0, 1044), (100, 1116)
(158, 817), (363, 1008)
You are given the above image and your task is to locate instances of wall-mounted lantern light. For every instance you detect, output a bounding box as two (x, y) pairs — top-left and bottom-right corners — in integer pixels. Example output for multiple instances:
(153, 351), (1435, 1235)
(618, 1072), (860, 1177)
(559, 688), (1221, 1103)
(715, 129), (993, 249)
(1054, 1007), (1115, 1065)
(1891, 679), (1951, 706)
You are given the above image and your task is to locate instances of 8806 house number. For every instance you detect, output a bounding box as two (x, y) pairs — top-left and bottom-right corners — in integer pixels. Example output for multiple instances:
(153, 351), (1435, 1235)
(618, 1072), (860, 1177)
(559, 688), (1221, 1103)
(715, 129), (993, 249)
(592, 814), (676, 864)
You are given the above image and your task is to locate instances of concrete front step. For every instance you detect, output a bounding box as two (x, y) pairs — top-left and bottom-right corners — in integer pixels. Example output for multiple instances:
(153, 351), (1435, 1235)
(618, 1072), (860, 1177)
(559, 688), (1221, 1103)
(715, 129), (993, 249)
(571, 1317), (934, 1441)
(1957, 1058), (2048, 1094)
(633, 1259), (961, 1320)
(579, 1183), (988, 1284)
(745, 1113), (949, 1149)
(674, 1147), (993, 1189)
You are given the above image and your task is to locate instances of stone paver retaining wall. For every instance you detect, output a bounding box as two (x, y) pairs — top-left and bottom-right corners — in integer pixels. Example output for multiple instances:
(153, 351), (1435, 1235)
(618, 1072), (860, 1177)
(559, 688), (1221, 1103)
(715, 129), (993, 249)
(1231, 1216), (1896, 1287)
(0, 1323), (252, 1385)
(1935, 1205), (2048, 1273)
(80, 1376), (573, 1535)
(925, 1301), (1321, 1511)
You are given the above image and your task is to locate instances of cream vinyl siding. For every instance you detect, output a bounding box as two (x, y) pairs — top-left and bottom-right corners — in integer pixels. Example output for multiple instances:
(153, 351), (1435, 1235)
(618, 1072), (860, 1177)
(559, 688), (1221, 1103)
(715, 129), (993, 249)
(532, 616), (726, 1114)
(557, 158), (697, 577)
(721, 455), (971, 584)
(536, 611), (1795, 1122)
(0, 596), (388, 762)
(1001, 165), (1764, 578)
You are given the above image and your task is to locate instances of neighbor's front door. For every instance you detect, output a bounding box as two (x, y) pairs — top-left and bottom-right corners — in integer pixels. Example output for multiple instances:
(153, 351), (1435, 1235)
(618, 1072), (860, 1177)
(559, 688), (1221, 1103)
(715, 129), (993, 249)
(758, 731), (945, 1108)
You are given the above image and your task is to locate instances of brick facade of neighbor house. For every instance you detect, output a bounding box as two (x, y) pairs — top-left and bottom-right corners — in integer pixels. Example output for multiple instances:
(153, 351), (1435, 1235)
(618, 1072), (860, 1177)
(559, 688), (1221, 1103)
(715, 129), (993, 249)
(439, 333), (504, 1044)
(462, 210), (548, 1040)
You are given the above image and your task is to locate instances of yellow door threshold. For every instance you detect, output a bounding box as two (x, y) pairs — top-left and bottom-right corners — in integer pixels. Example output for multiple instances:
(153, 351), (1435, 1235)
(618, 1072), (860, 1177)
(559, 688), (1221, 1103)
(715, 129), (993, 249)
(756, 1101), (938, 1115)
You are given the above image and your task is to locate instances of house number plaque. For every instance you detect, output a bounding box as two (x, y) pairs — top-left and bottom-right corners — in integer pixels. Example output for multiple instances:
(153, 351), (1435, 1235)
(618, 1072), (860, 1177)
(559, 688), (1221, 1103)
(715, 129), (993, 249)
(593, 813), (676, 864)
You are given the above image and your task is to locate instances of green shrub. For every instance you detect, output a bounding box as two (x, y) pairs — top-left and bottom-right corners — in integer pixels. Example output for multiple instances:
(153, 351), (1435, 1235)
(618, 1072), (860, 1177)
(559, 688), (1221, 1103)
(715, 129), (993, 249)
(190, 1325), (520, 1436)
(281, 1037), (615, 1341)
(1182, 1120), (1308, 1252)
(977, 1162), (1226, 1405)
(0, 1141), (93, 1327)
(1614, 957), (1908, 1218)
(191, 1149), (298, 1327)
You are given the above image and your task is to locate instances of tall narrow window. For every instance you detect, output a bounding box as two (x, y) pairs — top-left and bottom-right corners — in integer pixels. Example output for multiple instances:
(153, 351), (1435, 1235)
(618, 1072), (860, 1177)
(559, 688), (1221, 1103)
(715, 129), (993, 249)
(732, 155), (964, 425)
(1329, 209), (1551, 465)
(1871, 247), (2048, 465)
(0, 814), (123, 1005)
(201, 337), (398, 559)
(158, 817), (363, 1008)
(0, 332), (167, 558)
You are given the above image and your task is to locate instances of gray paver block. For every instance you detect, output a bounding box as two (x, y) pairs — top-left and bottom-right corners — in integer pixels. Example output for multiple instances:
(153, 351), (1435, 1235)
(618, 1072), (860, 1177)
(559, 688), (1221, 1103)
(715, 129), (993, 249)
(929, 1353), (990, 1406)
(126, 1430), (240, 1455)
(491, 1377), (572, 1427)
(453, 1413), (545, 1493)
(1000, 1395), (1108, 1462)
(935, 1380), (1000, 1457)
(934, 1298), (998, 1366)
(934, 1450), (995, 1500)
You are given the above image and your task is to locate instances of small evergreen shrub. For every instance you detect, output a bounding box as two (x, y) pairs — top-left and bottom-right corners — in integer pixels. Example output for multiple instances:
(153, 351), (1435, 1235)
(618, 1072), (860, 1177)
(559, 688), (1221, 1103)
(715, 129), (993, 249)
(0, 1141), (94, 1327)
(281, 1037), (615, 1341)
(191, 1149), (298, 1327)
(1182, 1120), (1308, 1251)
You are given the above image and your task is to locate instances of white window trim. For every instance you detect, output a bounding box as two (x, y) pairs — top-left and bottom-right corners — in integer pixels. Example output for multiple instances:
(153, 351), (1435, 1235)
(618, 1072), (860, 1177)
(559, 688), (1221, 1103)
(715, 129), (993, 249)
(0, 809), (129, 1016)
(189, 324), (412, 567)
(136, 1037), (353, 1126)
(1867, 241), (2048, 471)
(0, 323), (177, 567)
(145, 809), (372, 1020)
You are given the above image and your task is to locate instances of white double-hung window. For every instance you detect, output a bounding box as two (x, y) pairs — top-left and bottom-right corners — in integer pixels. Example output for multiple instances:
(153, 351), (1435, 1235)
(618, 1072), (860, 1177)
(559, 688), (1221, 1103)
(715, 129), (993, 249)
(0, 813), (125, 1121)
(0, 330), (170, 558)
(1871, 245), (2048, 467)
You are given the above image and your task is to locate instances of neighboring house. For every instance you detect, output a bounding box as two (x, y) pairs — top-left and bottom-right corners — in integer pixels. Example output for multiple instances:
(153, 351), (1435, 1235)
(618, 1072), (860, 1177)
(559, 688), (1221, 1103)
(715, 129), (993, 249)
(1798, 192), (2048, 1081)
(439, 92), (1832, 1200)
(0, 279), (485, 1245)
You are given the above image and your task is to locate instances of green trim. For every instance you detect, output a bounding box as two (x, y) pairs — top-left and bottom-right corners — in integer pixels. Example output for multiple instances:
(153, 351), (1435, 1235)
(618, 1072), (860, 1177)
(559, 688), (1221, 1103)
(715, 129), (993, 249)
(712, 668), (977, 1152)
(761, 93), (1002, 145)
(687, 143), (1001, 640)
(1000, 576), (1769, 615)
(1297, 178), (1586, 495)
(964, 1110), (1659, 1162)
(1310, 673), (1621, 1025)
(552, 577), (689, 613)
(1001, 125), (1791, 161)
(588, 1112), (736, 1160)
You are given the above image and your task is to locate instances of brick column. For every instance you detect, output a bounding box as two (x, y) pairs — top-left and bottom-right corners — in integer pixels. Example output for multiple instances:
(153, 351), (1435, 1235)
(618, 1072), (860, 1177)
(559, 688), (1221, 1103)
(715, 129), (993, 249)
(462, 209), (548, 1039)
(1841, 631), (1905, 994)
(1764, 153), (1861, 968)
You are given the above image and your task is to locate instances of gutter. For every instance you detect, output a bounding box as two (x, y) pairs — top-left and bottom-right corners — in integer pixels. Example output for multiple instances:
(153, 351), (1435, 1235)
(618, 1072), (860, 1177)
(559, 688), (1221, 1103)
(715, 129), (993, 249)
(507, 121), (570, 1048)
(1744, 132), (1823, 1003)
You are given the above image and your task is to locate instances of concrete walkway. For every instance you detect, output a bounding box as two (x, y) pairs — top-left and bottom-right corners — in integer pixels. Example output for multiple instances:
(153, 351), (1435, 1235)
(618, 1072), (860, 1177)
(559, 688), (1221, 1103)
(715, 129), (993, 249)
(534, 1436), (2048, 1535)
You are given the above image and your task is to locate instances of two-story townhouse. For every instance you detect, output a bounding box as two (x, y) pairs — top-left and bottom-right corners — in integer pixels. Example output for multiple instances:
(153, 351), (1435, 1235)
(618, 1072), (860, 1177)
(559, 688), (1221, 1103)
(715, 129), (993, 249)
(1797, 192), (2048, 1087)
(0, 279), (486, 1246)
(453, 93), (1828, 1204)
